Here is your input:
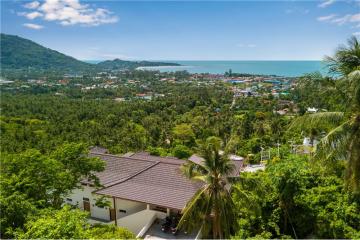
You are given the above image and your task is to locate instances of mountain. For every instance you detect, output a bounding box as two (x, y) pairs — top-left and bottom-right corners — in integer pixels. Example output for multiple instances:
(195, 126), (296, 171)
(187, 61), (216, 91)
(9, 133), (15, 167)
(0, 33), (93, 72)
(96, 59), (180, 70)
(0, 33), (180, 73)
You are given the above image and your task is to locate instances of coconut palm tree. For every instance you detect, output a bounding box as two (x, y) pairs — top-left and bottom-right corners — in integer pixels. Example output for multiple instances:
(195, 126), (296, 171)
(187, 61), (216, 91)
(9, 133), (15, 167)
(177, 137), (240, 239)
(291, 37), (360, 191)
(326, 36), (360, 76)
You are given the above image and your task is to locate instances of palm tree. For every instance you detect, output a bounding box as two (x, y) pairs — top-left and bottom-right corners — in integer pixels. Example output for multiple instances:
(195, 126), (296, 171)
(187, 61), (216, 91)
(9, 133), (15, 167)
(326, 36), (360, 76)
(291, 37), (360, 191)
(177, 136), (239, 239)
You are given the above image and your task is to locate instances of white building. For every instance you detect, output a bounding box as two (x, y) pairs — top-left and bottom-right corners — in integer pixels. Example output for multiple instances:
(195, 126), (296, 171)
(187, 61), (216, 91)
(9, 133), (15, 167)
(307, 107), (318, 113)
(66, 148), (243, 237)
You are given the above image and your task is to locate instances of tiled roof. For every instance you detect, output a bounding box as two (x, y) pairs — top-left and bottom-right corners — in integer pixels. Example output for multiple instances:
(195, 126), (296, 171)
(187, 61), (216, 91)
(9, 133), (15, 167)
(129, 152), (185, 165)
(88, 149), (243, 210)
(96, 161), (203, 210)
(86, 152), (156, 187)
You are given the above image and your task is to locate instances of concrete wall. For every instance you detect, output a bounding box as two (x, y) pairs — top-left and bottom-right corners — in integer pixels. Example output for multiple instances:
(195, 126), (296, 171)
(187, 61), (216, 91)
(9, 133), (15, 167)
(65, 185), (111, 221)
(115, 198), (147, 218)
(116, 209), (161, 236)
(65, 185), (147, 221)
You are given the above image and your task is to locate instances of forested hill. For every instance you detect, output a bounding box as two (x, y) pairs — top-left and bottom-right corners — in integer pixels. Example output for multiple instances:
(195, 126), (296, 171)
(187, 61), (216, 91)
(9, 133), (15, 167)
(96, 58), (180, 70)
(0, 33), (179, 72)
(0, 33), (93, 72)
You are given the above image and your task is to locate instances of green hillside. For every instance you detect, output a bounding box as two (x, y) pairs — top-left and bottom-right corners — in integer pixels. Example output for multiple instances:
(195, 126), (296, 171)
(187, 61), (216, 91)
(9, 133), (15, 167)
(0, 33), (180, 73)
(96, 58), (180, 70)
(0, 33), (93, 72)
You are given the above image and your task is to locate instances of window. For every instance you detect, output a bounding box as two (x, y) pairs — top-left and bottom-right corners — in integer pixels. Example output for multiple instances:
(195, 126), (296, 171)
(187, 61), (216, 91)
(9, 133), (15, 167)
(119, 209), (126, 213)
(83, 197), (90, 201)
(81, 183), (87, 186)
(66, 198), (72, 202)
(153, 206), (167, 213)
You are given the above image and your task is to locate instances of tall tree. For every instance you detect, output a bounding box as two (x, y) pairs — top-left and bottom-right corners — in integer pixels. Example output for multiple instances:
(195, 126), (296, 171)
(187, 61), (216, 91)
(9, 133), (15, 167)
(291, 37), (360, 191)
(177, 137), (239, 239)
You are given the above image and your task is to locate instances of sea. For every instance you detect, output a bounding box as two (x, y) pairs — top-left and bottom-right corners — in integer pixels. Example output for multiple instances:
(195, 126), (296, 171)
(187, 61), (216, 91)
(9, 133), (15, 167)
(137, 61), (326, 77)
(86, 60), (326, 77)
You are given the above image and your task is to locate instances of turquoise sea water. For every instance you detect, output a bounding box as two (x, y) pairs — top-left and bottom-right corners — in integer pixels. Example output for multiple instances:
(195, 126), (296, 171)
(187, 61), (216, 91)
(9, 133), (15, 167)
(138, 60), (325, 77)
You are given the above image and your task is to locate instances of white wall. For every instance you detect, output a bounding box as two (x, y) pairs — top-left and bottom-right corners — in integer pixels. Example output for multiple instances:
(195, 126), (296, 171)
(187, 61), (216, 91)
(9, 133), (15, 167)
(116, 209), (159, 236)
(115, 198), (147, 218)
(65, 185), (111, 221)
(65, 185), (147, 221)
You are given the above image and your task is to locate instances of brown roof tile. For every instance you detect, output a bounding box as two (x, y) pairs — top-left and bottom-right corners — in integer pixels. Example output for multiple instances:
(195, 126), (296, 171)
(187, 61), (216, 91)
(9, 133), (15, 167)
(87, 149), (243, 210)
(95, 161), (203, 210)
(87, 152), (156, 187)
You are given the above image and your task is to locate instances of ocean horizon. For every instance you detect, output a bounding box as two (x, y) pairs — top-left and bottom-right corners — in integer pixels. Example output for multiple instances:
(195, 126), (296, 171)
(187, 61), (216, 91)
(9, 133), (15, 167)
(84, 60), (326, 77)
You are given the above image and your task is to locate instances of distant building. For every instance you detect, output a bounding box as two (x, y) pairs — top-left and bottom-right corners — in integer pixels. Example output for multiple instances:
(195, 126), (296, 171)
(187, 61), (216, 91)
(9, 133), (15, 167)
(307, 107), (318, 113)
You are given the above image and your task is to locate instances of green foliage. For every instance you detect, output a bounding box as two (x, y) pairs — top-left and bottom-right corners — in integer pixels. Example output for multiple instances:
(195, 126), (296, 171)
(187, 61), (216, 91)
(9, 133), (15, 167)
(172, 144), (192, 159)
(16, 205), (90, 239)
(15, 205), (136, 239)
(179, 137), (238, 239)
(0, 143), (105, 237)
(173, 123), (196, 147)
(232, 155), (360, 239)
(87, 224), (135, 239)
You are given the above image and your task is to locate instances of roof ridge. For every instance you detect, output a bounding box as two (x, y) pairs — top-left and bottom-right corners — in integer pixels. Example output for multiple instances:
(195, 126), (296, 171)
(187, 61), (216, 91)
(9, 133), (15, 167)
(94, 161), (160, 192)
(90, 152), (157, 163)
(129, 156), (184, 166)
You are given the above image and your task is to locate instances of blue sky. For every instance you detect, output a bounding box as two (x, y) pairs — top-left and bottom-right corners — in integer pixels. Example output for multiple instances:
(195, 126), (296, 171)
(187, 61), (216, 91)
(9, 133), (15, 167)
(1, 0), (359, 60)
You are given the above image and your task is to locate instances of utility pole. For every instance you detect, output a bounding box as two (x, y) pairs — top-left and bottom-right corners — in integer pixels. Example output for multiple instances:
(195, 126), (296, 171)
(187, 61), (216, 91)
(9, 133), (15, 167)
(113, 197), (117, 226)
(276, 142), (280, 157)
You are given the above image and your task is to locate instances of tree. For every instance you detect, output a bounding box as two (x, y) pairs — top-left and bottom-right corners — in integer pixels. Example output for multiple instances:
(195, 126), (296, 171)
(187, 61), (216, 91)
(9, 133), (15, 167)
(87, 224), (135, 239)
(16, 205), (89, 239)
(326, 36), (360, 75)
(0, 143), (105, 237)
(16, 205), (135, 239)
(177, 136), (238, 238)
(173, 123), (196, 146)
(291, 37), (360, 192)
(172, 144), (192, 159)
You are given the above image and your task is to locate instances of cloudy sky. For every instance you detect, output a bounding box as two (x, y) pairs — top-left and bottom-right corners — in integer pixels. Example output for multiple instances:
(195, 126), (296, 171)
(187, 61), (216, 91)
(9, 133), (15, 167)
(1, 0), (359, 60)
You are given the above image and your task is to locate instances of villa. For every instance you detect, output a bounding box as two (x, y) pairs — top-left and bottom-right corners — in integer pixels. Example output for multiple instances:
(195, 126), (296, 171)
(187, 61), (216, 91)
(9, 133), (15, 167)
(65, 147), (244, 238)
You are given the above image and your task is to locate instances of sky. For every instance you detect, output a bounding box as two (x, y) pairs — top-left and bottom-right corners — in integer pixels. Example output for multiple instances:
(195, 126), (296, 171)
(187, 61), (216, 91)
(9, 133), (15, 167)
(1, 0), (360, 61)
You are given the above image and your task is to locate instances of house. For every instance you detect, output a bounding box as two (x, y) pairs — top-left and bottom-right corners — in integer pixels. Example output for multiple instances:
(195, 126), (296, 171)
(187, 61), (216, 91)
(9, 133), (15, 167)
(66, 148), (243, 237)
(307, 107), (318, 113)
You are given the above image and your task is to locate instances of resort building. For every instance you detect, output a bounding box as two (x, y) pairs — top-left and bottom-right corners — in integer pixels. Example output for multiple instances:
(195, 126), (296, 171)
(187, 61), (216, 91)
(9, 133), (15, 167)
(65, 148), (244, 238)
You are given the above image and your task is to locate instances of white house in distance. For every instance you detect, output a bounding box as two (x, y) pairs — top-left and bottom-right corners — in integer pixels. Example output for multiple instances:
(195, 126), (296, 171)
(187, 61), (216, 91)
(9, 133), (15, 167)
(65, 147), (243, 238)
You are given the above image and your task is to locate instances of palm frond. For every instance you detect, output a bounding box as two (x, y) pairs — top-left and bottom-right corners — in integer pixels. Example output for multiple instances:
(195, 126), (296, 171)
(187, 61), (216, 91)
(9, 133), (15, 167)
(177, 186), (209, 233)
(314, 120), (352, 162)
(289, 112), (344, 131)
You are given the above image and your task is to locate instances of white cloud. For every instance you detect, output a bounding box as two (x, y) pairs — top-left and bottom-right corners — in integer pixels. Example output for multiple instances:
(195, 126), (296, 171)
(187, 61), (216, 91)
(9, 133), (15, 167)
(317, 14), (337, 22)
(25, 11), (43, 19)
(24, 1), (40, 9)
(353, 32), (360, 36)
(285, 8), (309, 15)
(19, 0), (118, 27)
(318, 0), (335, 8)
(23, 23), (44, 30)
(236, 43), (256, 48)
(317, 12), (360, 28)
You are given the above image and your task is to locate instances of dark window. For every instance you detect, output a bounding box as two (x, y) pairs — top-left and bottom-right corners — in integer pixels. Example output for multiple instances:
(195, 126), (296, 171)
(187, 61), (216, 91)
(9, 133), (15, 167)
(83, 197), (90, 201)
(119, 209), (126, 213)
(66, 198), (72, 202)
(153, 206), (167, 213)
(81, 183), (87, 186)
